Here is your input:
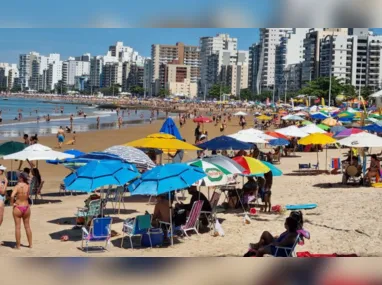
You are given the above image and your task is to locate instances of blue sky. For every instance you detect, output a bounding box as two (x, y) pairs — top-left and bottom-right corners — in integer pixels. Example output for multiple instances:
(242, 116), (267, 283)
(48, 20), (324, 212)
(0, 29), (259, 63)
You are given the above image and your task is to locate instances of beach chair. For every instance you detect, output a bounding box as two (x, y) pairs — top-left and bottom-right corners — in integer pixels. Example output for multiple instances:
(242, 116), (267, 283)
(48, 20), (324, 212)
(29, 181), (44, 205)
(298, 163), (319, 172)
(272, 152), (281, 164)
(6, 171), (18, 187)
(330, 158), (342, 173)
(112, 186), (126, 214)
(121, 214), (152, 249)
(272, 229), (310, 257)
(180, 200), (204, 237)
(81, 217), (112, 252)
(75, 199), (102, 227)
(201, 192), (221, 230)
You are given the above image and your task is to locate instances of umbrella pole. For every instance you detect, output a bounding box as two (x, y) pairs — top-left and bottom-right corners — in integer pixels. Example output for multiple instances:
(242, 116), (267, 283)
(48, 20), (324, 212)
(168, 191), (173, 246)
(325, 146), (328, 172)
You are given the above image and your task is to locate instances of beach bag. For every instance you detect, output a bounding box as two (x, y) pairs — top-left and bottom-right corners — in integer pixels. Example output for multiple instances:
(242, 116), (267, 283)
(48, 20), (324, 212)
(141, 228), (164, 247)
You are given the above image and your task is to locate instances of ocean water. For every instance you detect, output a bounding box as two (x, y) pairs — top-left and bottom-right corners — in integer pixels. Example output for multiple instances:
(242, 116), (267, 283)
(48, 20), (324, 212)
(0, 97), (165, 139)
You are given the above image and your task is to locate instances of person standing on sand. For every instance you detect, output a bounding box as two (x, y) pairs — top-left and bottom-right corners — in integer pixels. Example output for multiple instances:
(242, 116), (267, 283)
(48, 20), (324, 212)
(11, 172), (32, 249)
(96, 116), (100, 129)
(0, 165), (8, 228)
(118, 116), (123, 129)
(57, 126), (65, 148)
(70, 114), (73, 130)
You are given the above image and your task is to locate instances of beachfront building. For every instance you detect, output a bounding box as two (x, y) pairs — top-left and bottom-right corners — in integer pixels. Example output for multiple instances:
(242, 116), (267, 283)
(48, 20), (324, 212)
(0, 63), (19, 91)
(161, 61), (197, 98)
(151, 42), (200, 96)
(62, 56), (90, 88)
(102, 62), (123, 89)
(249, 28), (293, 95)
(18, 52), (40, 91)
(275, 28), (310, 95)
(123, 62), (144, 92)
(143, 58), (153, 97)
(46, 58), (63, 92)
(199, 34), (238, 97)
(109, 42), (145, 65)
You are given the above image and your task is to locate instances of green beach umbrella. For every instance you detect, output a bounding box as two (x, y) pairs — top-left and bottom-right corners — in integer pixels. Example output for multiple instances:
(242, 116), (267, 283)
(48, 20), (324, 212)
(187, 159), (233, 186)
(317, 124), (330, 131)
(301, 120), (313, 126)
(0, 141), (26, 157)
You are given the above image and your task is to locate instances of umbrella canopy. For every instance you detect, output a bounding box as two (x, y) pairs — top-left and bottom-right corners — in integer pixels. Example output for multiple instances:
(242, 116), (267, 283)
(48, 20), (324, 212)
(201, 155), (245, 174)
(298, 133), (337, 145)
(269, 138), (290, 146)
(0, 141), (26, 157)
(337, 132), (382, 148)
(258, 161), (283, 177)
(300, 124), (327, 134)
(265, 131), (288, 139)
(125, 133), (201, 150)
(64, 160), (139, 192)
(193, 116), (213, 123)
(301, 120), (313, 126)
(197, 136), (253, 150)
(330, 125), (346, 134)
(275, 126), (308, 138)
(361, 124), (382, 133)
(234, 111), (248, 116)
(128, 163), (206, 196)
(238, 129), (276, 140)
(232, 156), (270, 176)
(46, 149), (85, 165)
(256, 115), (272, 121)
(3, 143), (75, 161)
(322, 118), (338, 127)
(62, 151), (124, 171)
(317, 124), (331, 131)
(228, 133), (268, 144)
(284, 115), (304, 121)
(310, 113), (329, 120)
(187, 159), (232, 186)
(104, 145), (156, 170)
(159, 117), (183, 140)
(334, 128), (363, 138)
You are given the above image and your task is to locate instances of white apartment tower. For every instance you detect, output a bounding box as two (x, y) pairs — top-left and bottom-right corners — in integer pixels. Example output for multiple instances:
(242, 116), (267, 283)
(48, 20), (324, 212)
(62, 57), (91, 86)
(199, 34), (238, 97)
(0, 63), (18, 90)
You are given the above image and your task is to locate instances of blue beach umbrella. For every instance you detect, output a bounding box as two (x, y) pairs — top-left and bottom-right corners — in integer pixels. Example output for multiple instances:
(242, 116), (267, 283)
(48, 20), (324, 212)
(128, 163), (206, 196)
(62, 151), (123, 170)
(46, 149), (85, 165)
(159, 117), (183, 140)
(257, 161), (283, 177)
(197, 135), (252, 151)
(269, 138), (289, 146)
(64, 160), (139, 192)
(361, 124), (382, 133)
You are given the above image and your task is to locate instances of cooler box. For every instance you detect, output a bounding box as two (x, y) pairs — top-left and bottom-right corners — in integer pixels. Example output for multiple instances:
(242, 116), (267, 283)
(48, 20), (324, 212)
(141, 228), (164, 247)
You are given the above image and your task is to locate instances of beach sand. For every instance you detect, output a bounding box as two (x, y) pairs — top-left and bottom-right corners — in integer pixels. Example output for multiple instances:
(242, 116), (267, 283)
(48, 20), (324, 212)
(0, 116), (381, 257)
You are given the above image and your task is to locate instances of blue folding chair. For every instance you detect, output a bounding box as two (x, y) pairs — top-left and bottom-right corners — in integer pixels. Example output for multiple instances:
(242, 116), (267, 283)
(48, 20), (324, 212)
(121, 214), (152, 249)
(81, 217), (112, 252)
(272, 229), (310, 257)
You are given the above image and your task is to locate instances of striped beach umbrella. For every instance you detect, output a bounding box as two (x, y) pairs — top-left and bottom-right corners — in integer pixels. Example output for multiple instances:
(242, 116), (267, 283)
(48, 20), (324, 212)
(232, 156), (271, 176)
(188, 159), (233, 186)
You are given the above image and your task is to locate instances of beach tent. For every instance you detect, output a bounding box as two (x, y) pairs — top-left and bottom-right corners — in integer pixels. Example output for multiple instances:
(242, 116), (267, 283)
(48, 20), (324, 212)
(197, 136), (252, 151)
(275, 126), (308, 138)
(159, 117), (183, 140)
(3, 144), (75, 161)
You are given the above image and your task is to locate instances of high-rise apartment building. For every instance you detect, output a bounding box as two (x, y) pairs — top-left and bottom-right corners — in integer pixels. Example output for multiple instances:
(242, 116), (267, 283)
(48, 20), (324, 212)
(143, 58), (153, 97)
(164, 63), (197, 98)
(151, 42), (200, 95)
(109, 42), (145, 65)
(200, 34), (238, 97)
(102, 62), (123, 88)
(0, 63), (18, 90)
(46, 58), (63, 92)
(62, 57), (90, 87)
(90, 56), (103, 91)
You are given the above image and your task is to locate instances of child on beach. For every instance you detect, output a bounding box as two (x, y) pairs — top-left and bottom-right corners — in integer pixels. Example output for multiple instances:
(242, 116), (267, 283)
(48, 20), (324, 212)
(66, 132), (76, 145)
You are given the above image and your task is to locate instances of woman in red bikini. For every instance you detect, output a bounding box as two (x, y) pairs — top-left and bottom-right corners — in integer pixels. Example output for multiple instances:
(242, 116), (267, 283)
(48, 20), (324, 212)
(10, 172), (32, 249)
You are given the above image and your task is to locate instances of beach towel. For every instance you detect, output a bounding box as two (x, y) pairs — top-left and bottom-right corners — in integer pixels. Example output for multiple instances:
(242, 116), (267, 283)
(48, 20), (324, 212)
(331, 158), (341, 169)
(285, 204), (317, 210)
(297, 251), (358, 257)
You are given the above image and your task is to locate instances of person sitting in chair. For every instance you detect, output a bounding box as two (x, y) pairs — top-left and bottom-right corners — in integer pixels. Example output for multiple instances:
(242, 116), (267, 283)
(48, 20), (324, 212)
(366, 154), (380, 183)
(245, 217), (299, 257)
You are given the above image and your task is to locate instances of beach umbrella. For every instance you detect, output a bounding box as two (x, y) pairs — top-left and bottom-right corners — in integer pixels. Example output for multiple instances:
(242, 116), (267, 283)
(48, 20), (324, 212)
(330, 125), (346, 134)
(269, 138), (290, 146)
(159, 117), (183, 140)
(61, 151), (124, 171)
(125, 133), (201, 151)
(275, 126), (308, 138)
(298, 133), (337, 170)
(232, 156), (270, 176)
(201, 155), (245, 174)
(187, 159), (232, 186)
(337, 132), (382, 148)
(300, 124), (327, 134)
(322, 118), (338, 127)
(3, 143), (75, 161)
(234, 111), (248, 116)
(310, 113), (329, 120)
(238, 129), (276, 140)
(265, 131), (288, 139)
(0, 141), (26, 157)
(104, 145), (156, 170)
(256, 161), (283, 177)
(301, 120), (313, 126)
(128, 163), (206, 246)
(361, 124), (382, 133)
(334, 128), (363, 138)
(64, 160), (139, 192)
(317, 124), (331, 131)
(284, 115), (304, 121)
(46, 149), (85, 165)
(228, 133), (268, 144)
(193, 116), (213, 123)
(197, 135), (252, 151)
(256, 115), (272, 121)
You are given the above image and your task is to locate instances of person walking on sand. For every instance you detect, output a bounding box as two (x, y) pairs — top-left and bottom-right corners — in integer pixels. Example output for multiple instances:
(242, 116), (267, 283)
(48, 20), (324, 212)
(70, 114), (73, 130)
(0, 165), (8, 228)
(11, 172), (32, 249)
(118, 116), (123, 129)
(96, 116), (100, 129)
(57, 126), (65, 148)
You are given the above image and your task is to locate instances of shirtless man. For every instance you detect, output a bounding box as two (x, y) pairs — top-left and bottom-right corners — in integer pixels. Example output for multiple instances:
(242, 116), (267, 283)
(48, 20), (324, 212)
(57, 126), (65, 148)
(11, 172), (32, 249)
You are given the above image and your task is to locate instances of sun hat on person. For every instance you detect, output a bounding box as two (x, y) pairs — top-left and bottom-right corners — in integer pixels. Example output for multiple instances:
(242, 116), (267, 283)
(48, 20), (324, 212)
(0, 165), (6, 171)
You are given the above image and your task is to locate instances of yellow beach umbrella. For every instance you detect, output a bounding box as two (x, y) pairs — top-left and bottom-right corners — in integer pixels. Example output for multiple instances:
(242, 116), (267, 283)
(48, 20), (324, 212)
(125, 133), (201, 151)
(322, 117), (338, 127)
(256, 115), (272, 121)
(298, 133), (337, 171)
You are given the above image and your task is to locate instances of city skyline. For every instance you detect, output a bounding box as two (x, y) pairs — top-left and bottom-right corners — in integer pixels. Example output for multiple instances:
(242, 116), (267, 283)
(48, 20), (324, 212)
(0, 29), (260, 63)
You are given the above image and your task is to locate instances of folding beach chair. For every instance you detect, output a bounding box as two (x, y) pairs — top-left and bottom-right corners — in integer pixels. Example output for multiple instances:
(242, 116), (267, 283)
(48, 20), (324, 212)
(29, 181), (44, 205)
(272, 229), (310, 257)
(201, 192), (221, 231)
(112, 186), (126, 214)
(75, 199), (102, 227)
(121, 214), (152, 249)
(180, 200), (204, 237)
(330, 158), (342, 173)
(6, 171), (18, 187)
(81, 217), (112, 252)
